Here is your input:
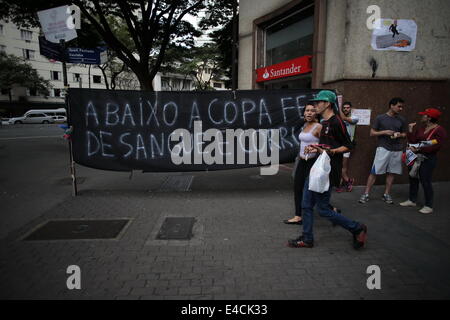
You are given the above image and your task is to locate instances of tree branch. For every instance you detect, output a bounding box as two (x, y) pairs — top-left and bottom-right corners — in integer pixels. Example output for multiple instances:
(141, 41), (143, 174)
(117, 0), (142, 52)
(72, 0), (139, 70)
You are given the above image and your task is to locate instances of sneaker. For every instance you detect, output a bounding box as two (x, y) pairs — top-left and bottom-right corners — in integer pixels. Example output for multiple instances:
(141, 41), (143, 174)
(399, 200), (417, 207)
(346, 179), (354, 192)
(336, 185), (345, 193)
(359, 194), (369, 204)
(419, 206), (433, 214)
(382, 194), (394, 204)
(287, 236), (314, 248)
(353, 224), (368, 250)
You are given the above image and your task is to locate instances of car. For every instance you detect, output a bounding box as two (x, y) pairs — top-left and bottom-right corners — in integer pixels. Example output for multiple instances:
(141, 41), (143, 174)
(8, 113), (56, 124)
(53, 115), (67, 123)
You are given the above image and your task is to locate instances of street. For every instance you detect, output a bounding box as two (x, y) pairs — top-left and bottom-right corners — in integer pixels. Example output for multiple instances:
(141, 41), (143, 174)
(1, 124), (450, 299)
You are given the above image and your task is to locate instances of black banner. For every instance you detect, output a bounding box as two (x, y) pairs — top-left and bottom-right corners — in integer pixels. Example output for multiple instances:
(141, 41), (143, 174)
(68, 88), (322, 172)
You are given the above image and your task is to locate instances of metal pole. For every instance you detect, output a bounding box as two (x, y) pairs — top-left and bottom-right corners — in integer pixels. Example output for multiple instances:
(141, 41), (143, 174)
(60, 39), (78, 196)
(231, 0), (238, 90)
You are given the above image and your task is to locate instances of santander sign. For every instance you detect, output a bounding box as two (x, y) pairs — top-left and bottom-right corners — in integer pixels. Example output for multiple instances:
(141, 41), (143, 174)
(256, 55), (312, 83)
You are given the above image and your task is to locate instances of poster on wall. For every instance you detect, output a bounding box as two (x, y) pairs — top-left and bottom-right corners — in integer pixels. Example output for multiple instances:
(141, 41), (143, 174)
(352, 109), (372, 126)
(371, 19), (417, 52)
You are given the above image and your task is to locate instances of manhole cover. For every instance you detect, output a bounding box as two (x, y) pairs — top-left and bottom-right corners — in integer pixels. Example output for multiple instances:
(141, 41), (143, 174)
(156, 217), (195, 240)
(156, 176), (193, 192)
(23, 219), (130, 241)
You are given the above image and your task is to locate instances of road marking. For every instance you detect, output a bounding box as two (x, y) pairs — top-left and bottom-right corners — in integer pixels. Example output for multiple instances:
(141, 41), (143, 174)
(0, 135), (61, 141)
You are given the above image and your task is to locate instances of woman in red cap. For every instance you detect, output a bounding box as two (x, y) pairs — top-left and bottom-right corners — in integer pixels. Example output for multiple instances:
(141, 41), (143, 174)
(400, 108), (447, 214)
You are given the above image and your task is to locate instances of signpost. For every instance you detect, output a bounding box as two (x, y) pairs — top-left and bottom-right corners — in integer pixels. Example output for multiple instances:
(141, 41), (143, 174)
(37, 5), (77, 43)
(38, 5), (79, 196)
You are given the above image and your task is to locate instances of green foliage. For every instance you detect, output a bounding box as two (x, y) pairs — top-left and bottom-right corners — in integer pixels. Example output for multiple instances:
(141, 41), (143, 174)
(199, 0), (237, 88)
(0, 0), (207, 90)
(175, 43), (225, 91)
(0, 52), (51, 99)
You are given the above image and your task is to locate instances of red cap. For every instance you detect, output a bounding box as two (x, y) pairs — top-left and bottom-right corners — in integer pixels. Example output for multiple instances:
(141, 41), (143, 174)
(419, 108), (442, 120)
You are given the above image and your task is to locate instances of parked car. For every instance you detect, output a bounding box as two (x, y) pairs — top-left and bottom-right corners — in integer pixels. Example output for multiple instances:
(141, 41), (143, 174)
(25, 108), (66, 118)
(53, 115), (67, 123)
(8, 113), (56, 124)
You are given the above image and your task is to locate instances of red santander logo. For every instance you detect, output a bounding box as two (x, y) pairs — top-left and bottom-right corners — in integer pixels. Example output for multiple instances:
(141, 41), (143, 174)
(256, 55), (312, 83)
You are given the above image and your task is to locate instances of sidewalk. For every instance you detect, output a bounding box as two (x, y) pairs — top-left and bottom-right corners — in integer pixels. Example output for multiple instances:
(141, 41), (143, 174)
(1, 163), (450, 299)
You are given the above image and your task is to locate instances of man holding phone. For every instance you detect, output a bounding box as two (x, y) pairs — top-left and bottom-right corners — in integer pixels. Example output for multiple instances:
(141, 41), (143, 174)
(288, 90), (367, 250)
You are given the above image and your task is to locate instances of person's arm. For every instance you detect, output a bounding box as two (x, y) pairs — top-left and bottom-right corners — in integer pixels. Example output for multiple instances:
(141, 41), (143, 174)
(329, 118), (353, 155)
(339, 110), (359, 125)
(420, 127), (447, 154)
(370, 128), (395, 137)
(370, 116), (394, 137)
(393, 117), (408, 139)
(313, 123), (323, 138)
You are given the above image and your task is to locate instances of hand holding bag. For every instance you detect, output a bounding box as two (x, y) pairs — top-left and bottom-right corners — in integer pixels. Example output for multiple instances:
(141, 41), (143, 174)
(308, 151), (331, 193)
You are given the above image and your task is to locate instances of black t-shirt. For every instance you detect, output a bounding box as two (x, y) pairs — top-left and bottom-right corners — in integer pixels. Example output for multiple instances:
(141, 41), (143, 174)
(319, 115), (354, 187)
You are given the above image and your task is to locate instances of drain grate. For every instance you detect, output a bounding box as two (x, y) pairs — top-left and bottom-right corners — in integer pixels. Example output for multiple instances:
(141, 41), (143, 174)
(156, 217), (195, 240)
(23, 219), (130, 241)
(157, 175), (193, 192)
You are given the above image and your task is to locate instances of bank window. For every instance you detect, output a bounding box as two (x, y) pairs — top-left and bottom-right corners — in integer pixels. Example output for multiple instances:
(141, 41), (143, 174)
(213, 82), (222, 88)
(21, 29), (32, 41)
(93, 75), (102, 84)
(265, 5), (314, 66)
(22, 49), (35, 60)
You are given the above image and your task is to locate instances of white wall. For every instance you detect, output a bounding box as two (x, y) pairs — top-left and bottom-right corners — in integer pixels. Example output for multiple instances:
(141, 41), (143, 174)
(0, 20), (107, 104)
(324, 0), (450, 82)
(238, 0), (293, 89)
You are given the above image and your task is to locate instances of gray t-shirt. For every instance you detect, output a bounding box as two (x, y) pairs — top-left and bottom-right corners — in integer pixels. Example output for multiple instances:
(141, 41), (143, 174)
(372, 113), (407, 151)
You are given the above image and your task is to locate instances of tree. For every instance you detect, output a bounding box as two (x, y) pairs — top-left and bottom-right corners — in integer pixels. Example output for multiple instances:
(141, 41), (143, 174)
(0, 52), (51, 102)
(1, 0), (205, 91)
(176, 43), (225, 91)
(199, 0), (238, 89)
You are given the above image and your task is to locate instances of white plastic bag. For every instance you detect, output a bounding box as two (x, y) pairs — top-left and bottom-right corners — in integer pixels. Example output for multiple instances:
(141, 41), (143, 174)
(308, 151), (331, 193)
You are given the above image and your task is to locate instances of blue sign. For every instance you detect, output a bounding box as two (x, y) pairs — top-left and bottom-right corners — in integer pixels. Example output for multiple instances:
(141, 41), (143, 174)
(66, 47), (103, 65)
(38, 36), (105, 65)
(39, 36), (64, 61)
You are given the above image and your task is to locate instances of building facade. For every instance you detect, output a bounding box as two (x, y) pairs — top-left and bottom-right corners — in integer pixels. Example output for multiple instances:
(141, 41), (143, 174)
(238, 0), (450, 183)
(0, 19), (229, 117)
(0, 20), (108, 116)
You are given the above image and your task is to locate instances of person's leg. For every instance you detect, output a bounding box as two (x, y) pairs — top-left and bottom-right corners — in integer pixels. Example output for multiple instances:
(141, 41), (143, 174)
(364, 174), (377, 194)
(291, 159), (305, 221)
(385, 174), (395, 195)
(364, 148), (388, 195)
(316, 189), (361, 232)
(342, 157), (349, 183)
(408, 174), (420, 203)
(385, 151), (403, 195)
(419, 156), (437, 208)
(301, 177), (316, 243)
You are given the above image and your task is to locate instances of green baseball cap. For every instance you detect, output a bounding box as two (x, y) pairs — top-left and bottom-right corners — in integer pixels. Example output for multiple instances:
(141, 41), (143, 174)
(309, 90), (337, 104)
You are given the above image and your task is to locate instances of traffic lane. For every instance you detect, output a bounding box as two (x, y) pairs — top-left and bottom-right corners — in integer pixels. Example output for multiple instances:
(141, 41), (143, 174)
(0, 124), (63, 139)
(0, 135), (71, 239)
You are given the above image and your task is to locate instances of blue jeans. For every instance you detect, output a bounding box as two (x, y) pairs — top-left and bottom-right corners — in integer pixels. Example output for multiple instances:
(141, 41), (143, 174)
(302, 177), (361, 243)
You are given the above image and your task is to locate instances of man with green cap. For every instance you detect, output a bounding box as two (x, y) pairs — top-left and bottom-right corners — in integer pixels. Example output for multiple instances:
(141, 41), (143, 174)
(288, 90), (368, 249)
